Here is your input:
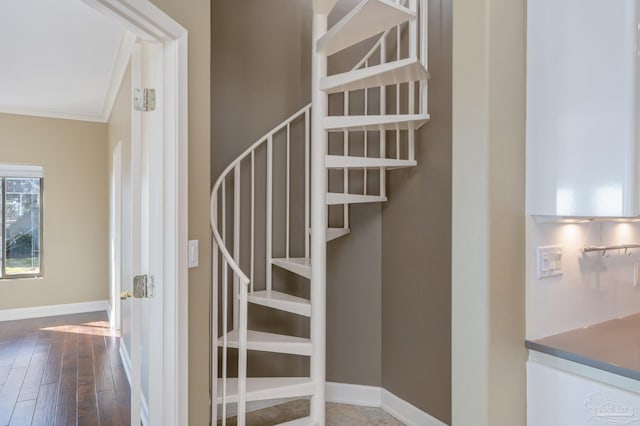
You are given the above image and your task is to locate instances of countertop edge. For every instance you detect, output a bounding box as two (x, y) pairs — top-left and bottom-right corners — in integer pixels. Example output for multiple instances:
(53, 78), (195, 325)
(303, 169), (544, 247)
(525, 339), (640, 382)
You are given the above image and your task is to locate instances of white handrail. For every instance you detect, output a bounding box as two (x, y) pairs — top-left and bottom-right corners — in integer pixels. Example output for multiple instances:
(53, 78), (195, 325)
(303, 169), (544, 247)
(210, 103), (312, 285)
(210, 103), (312, 426)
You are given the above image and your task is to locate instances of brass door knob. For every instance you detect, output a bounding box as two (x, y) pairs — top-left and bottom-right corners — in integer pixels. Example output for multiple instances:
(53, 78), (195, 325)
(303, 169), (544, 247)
(120, 290), (132, 300)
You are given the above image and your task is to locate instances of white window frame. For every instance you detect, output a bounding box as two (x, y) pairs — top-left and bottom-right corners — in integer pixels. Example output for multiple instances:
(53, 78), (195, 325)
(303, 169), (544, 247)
(0, 164), (45, 280)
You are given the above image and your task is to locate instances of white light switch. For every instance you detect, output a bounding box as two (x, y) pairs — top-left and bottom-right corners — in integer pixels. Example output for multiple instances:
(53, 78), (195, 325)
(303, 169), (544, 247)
(189, 240), (199, 268)
(537, 245), (563, 279)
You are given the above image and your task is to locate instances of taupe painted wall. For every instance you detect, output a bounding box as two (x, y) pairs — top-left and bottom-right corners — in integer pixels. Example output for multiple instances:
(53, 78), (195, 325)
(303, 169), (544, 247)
(211, 0), (382, 387)
(0, 114), (108, 310)
(381, 0), (452, 423)
(452, 0), (527, 424)
(147, 0), (212, 424)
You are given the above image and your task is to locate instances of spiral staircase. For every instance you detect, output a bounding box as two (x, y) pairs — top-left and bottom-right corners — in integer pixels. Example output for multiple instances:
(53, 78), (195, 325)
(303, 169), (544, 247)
(210, 1), (429, 425)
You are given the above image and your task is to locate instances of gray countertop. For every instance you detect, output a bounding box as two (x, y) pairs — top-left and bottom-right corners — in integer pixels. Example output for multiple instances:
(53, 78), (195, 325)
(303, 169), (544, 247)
(526, 313), (640, 381)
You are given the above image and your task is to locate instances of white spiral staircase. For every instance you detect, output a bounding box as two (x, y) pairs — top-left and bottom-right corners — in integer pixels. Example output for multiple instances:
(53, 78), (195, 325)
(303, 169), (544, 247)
(210, 1), (429, 425)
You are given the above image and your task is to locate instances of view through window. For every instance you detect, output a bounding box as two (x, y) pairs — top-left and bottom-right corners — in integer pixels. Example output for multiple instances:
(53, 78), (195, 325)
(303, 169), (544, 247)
(0, 165), (43, 278)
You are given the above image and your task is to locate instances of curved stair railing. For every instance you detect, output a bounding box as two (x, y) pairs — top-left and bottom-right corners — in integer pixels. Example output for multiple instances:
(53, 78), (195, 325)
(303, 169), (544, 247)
(210, 104), (312, 425)
(211, 0), (428, 425)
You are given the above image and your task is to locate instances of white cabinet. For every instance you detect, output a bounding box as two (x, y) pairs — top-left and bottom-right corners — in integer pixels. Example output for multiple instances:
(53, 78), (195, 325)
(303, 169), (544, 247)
(526, 0), (640, 217)
(528, 361), (640, 426)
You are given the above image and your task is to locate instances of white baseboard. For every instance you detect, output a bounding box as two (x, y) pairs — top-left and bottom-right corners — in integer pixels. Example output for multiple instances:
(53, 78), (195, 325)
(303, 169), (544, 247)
(119, 343), (149, 426)
(326, 382), (448, 426)
(326, 382), (381, 407)
(216, 382), (447, 425)
(0, 300), (109, 322)
(381, 388), (447, 426)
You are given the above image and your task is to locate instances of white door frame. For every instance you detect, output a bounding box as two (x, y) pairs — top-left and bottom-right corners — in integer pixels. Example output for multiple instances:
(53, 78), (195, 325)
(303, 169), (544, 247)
(81, 0), (189, 424)
(110, 141), (123, 331)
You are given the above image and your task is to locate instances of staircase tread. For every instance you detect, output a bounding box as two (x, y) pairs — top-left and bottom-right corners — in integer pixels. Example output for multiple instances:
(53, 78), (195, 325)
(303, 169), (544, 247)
(326, 227), (351, 241)
(218, 329), (312, 356)
(216, 377), (315, 404)
(321, 58), (429, 94)
(317, 0), (416, 56)
(248, 290), (311, 317)
(326, 193), (387, 205)
(272, 258), (312, 279)
(323, 113), (430, 131)
(326, 155), (417, 169)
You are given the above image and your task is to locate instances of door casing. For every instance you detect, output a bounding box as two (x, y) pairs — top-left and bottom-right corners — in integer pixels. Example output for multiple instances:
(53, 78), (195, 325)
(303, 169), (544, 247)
(81, 0), (190, 424)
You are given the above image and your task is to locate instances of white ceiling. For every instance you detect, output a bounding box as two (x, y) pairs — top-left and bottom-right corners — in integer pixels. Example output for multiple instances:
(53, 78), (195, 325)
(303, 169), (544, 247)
(0, 0), (134, 122)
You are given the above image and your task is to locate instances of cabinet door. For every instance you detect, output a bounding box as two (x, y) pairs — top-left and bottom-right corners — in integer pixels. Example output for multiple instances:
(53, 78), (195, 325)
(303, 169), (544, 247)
(526, 0), (640, 217)
(528, 361), (640, 426)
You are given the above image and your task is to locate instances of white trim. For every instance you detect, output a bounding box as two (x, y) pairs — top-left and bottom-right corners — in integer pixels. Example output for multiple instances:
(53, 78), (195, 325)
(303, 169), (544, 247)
(119, 342), (150, 426)
(0, 300), (108, 322)
(0, 106), (106, 123)
(106, 302), (113, 322)
(325, 382), (448, 426)
(102, 30), (137, 122)
(0, 164), (44, 178)
(381, 389), (447, 426)
(141, 392), (149, 426)
(214, 382), (448, 426)
(120, 342), (132, 381)
(326, 382), (381, 407)
(85, 1), (189, 424)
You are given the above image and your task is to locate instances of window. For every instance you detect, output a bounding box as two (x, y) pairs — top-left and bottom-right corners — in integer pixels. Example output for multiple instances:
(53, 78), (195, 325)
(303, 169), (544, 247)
(0, 165), (43, 279)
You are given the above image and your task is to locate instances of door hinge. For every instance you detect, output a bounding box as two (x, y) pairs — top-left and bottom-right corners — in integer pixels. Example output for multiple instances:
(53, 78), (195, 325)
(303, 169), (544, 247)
(133, 274), (153, 298)
(133, 88), (156, 112)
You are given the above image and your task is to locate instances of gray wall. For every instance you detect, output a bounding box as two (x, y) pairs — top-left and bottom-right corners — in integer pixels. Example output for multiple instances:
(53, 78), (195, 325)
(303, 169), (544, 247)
(211, 0), (453, 418)
(381, 0), (452, 423)
(211, 0), (382, 386)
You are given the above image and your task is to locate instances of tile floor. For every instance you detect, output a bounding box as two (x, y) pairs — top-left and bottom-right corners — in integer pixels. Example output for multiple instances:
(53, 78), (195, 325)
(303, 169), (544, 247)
(219, 399), (405, 425)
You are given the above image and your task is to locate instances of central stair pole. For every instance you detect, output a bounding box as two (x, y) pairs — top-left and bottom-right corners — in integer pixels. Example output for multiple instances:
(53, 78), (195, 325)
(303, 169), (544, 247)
(310, 9), (328, 426)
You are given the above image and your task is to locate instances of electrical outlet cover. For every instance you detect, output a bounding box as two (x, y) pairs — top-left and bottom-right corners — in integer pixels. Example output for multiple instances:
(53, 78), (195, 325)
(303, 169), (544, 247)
(537, 245), (563, 279)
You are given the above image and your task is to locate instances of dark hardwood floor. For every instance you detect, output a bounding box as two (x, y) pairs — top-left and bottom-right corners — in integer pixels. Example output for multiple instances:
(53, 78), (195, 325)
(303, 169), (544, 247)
(0, 311), (130, 426)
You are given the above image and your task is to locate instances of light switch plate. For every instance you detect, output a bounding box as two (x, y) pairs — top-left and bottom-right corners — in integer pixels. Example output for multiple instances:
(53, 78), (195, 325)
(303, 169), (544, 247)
(188, 240), (199, 268)
(537, 245), (563, 279)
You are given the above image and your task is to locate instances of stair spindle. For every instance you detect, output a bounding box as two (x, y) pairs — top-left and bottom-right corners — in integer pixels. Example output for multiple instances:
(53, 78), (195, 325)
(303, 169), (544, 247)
(266, 136), (273, 292)
(233, 165), (240, 329)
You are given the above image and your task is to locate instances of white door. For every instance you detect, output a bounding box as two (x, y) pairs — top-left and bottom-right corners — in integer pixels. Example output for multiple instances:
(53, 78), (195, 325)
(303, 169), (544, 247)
(129, 40), (165, 426)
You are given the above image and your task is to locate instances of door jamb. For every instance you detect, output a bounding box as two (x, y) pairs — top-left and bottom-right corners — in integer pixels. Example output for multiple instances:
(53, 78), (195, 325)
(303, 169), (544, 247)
(81, 1), (189, 424)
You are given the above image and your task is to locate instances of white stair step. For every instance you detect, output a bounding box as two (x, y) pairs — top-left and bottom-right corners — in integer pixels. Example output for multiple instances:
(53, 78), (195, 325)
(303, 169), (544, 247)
(278, 417), (317, 426)
(326, 155), (416, 169)
(218, 329), (312, 356)
(326, 193), (387, 205)
(323, 114), (430, 131)
(317, 0), (416, 56)
(309, 227), (352, 242)
(272, 258), (311, 279)
(321, 58), (429, 94)
(326, 227), (351, 241)
(248, 290), (311, 317)
(216, 377), (315, 404)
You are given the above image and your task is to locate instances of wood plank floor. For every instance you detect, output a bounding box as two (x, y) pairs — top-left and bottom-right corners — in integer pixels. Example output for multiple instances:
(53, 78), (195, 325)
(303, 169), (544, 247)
(0, 311), (130, 426)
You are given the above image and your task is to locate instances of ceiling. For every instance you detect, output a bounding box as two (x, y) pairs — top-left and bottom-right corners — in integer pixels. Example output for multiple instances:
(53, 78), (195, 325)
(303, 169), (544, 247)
(0, 0), (134, 122)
